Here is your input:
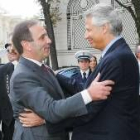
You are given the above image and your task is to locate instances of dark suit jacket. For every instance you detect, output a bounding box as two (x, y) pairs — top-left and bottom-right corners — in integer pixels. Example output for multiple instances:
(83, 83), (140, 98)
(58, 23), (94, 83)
(0, 62), (14, 126)
(72, 38), (140, 140)
(71, 69), (91, 88)
(10, 57), (88, 140)
(56, 70), (91, 96)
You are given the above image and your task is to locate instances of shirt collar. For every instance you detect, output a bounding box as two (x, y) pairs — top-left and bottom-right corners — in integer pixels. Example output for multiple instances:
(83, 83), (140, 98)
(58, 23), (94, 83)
(80, 69), (90, 78)
(101, 36), (122, 58)
(12, 60), (18, 69)
(24, 57), (42, 67)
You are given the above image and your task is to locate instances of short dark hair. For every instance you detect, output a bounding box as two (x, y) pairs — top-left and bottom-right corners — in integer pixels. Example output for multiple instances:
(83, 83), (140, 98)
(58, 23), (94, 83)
(12, 20), (38, 54)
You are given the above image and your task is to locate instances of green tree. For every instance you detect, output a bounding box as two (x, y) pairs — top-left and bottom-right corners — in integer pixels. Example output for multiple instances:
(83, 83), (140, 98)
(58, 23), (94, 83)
(37, 0), (61, 70)
(115, 0), (140, 43)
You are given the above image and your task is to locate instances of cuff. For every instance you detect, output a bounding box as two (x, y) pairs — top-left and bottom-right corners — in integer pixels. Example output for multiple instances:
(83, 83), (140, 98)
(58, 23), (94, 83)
(81, 89), (92, 105)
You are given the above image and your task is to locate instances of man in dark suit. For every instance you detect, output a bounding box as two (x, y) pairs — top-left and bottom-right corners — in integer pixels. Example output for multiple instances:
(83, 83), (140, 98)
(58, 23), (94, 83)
(71, 3), (140, 140)
(20, 3), (140, 140)
(9, 20), (114, 140)
(0, 43), (20, 140)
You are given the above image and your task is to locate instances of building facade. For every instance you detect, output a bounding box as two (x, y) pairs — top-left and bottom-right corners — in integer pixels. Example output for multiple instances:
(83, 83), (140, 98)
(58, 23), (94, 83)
(54, 0), (138, 67)
(0, 0), (138, 67)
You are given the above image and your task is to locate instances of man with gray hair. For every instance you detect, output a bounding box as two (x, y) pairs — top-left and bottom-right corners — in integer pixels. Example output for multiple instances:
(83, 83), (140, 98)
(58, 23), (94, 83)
(70, 3), (139, 140)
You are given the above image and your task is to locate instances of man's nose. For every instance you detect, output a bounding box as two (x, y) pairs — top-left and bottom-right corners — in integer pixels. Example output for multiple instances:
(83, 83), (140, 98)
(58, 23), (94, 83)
(46, 36), (52, 44)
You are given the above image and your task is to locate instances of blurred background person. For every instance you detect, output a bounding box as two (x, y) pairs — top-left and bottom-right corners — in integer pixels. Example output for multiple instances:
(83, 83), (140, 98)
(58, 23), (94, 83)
(135, 44), (140, 133)
(89, 55), (97, 72)
(74, 50), (93, 84)
(56, 50), (93, 96)
(0, 41), (20, 140)
(135, 44), (140, 95)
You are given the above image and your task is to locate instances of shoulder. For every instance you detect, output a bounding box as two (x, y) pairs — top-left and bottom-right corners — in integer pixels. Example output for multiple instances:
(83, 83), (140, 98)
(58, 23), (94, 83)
(12, 63), (33, 81)
(0, 62), (12, 75)
(106, 44), (133, 62)
(101, 46), (137, 73)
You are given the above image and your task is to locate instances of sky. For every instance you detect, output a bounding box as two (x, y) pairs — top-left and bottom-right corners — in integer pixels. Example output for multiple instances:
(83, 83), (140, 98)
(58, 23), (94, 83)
(0, 0), (41, 18)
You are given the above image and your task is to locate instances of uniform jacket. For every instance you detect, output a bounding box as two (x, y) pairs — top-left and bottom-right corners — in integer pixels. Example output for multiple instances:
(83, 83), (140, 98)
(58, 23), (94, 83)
(56, 69), (91, 96)
(0, 62), (14, 126)
(72, 69), (91, 87)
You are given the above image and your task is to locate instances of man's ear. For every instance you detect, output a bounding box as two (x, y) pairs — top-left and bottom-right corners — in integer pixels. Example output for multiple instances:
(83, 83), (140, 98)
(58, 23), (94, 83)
(21, 41), (31, 51)
(102, 23), (110, 34)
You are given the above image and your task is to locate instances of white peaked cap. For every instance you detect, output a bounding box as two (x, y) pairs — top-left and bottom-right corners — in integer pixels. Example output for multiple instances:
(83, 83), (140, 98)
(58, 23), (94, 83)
(75, 50), (93, 60)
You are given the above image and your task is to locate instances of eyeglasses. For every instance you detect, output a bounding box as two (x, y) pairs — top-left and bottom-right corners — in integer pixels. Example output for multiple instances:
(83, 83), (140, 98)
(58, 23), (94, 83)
(5, 43), (12, 49)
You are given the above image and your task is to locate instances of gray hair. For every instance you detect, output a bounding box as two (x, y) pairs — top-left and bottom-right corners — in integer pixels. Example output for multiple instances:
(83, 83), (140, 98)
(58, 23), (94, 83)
(85, 3), (123, 36)
(12, 20), (38, 54)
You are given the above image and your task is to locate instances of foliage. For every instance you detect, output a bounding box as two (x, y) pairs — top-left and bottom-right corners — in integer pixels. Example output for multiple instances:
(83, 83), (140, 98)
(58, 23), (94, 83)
(115, 0), (140, 43)
(37, 0), (59, 70)
(50, 6), (62, 27)
(38, 0), (62, 27)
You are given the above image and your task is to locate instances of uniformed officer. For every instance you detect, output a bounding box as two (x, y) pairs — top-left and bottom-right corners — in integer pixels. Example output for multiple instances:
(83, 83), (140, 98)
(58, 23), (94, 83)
(74, 50), (93, 84)
(0, 42), (20, 140)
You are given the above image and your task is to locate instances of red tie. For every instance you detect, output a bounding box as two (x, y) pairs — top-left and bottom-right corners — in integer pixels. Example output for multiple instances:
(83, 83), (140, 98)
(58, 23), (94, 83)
(41, 64), (54, 75)
(41, 64), (49, 72)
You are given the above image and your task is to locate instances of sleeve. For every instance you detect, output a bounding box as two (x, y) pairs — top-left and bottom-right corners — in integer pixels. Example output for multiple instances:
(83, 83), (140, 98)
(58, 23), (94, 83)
(12, 72), (88, 124)
(0, 66), (13, 126)
(72, 57), (123, 126)
(56, 73), (83, 96)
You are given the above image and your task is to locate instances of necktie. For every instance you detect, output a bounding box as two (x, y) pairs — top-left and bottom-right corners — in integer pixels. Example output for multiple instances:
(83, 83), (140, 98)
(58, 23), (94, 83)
(83, 72), (87, 83)
(41, 64), (49, 73)
(41, 64), (54, 75)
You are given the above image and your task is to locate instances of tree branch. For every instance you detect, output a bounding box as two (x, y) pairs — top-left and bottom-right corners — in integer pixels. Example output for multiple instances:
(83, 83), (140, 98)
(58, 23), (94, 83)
(115, 0), (137, 23)
(115, 0), (128, 9)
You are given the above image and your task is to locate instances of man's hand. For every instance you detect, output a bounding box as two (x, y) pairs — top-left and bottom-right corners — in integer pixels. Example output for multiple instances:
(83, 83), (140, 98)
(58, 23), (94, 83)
(19, 109), (45, 127)
(87, 73), (115, 100)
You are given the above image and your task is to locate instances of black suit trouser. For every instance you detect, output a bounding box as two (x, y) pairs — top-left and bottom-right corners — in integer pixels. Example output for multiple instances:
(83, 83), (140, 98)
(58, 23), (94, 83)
(2, 119), (14, 140)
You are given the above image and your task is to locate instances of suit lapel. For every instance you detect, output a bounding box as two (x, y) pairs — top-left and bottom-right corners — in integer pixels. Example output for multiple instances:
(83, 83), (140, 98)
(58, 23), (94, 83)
(85, 63), (102, 88)
(40, 67), (65, 98)
(19, 57), (56, 87)
(36, 67), (65, 98)
(19, 57), (64, 98)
